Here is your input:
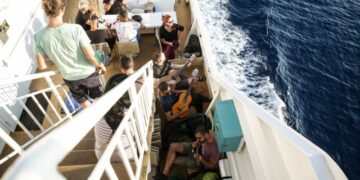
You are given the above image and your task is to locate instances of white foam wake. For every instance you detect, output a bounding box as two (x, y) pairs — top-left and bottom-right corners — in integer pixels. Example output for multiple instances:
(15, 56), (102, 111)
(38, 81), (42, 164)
(198, 0), (285, 118)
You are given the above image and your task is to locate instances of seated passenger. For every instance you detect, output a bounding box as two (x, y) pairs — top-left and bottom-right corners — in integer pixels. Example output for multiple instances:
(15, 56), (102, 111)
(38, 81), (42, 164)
(152, 51), (197, 90)
(103, 0), (129, 15)
(111, 10), (144, 42)
(159, 82), (210, 121)
(86, 15), (109, 44)
(162, 125), (221, 176)
(94, 56), (142, 162)
(160, 14), (184, 60)
(75, 0), (95, 31)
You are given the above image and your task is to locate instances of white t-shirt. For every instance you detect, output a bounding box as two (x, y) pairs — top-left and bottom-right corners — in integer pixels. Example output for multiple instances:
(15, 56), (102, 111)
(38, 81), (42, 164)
(112, 21), (141, 42)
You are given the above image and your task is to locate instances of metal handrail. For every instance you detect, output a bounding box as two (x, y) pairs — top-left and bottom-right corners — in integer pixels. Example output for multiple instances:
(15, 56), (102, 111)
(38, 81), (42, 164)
(0, 70), (75, 165)
(0, 71), (58, 85)
(3, 61), (154, 180)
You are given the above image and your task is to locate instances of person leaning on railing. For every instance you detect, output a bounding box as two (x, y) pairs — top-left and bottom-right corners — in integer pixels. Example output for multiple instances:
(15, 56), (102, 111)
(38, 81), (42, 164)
(34, 0), (106, 109)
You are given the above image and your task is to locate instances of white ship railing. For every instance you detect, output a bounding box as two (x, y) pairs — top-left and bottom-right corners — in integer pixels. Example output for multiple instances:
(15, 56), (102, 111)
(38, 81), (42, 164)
(188, 0), (347, 179)
(3, 61), (154, 179)
(0, 71), (76, 164)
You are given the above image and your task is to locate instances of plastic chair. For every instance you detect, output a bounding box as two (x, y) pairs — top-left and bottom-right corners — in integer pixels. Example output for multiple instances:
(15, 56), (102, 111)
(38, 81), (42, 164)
(114, 41), (140, 56)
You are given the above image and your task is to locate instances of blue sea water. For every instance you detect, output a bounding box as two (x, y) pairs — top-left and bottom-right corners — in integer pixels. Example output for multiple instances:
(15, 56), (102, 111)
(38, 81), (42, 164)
(199, 0), (360, 179)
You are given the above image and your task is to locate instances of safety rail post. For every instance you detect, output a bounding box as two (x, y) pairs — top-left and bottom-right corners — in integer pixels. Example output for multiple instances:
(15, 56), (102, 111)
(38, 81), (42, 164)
(44, 76), (73, 120)
(128, 82), (148, 152)
(3, 62), (154, 180)
(0, 128), (23, 155)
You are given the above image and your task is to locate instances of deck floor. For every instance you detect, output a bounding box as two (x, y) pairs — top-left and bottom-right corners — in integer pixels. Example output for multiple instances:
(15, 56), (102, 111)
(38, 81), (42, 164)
(24, 0), (210, 179)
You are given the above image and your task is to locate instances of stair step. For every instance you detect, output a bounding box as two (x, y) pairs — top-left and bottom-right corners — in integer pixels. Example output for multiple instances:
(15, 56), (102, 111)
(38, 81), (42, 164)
(58, 163), (133, 180)
(84, 129), (95, 139)
(74, 139), (95, 151)
(60, 150), (98, 166)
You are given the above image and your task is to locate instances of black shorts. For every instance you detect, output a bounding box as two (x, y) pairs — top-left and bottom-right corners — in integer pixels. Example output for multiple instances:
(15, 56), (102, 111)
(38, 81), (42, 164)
(64, 72), (104, 104)
(175, 74), (190, 90)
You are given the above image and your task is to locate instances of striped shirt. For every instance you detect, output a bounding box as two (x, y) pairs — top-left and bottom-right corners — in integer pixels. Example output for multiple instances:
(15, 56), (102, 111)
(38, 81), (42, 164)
(94, 117), (135, 161)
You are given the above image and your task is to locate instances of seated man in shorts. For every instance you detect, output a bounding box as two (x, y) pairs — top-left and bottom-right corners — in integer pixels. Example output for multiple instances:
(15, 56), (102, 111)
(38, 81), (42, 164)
(162, 125), (221, 176)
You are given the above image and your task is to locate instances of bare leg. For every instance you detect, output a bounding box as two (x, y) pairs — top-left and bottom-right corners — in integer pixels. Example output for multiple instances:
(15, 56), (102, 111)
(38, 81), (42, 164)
(163, 143), (185, 175)
(80, 100), (92, 109)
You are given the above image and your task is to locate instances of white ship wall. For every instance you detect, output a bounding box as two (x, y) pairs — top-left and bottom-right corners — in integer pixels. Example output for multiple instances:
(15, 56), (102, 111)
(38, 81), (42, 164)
(0, 0), (47, 150)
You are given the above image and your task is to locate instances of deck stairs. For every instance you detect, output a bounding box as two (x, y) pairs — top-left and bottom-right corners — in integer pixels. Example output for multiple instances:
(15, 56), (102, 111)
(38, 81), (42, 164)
(0, 61), (159, 179)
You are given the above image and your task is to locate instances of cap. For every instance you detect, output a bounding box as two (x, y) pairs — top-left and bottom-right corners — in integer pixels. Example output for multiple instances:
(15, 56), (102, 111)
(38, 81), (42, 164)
(78, 0), (89, 9)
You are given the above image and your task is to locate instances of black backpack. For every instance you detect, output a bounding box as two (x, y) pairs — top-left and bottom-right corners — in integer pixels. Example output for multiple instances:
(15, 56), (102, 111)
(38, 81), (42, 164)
(184, 35), (202, 56)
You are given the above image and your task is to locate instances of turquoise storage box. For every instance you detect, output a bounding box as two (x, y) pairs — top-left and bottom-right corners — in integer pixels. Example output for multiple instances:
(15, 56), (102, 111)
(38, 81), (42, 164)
(214, 100), (243, 152)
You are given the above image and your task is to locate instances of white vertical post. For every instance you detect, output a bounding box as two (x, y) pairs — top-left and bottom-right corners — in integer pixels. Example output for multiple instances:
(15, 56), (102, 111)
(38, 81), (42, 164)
(30, 95), (54, 125)
(0, 128), (23, 155)
(18, 100), (45, 132)
(2, 105), (34, 139)
(128, 85), (148, 151)
(44, 76), (73, 120)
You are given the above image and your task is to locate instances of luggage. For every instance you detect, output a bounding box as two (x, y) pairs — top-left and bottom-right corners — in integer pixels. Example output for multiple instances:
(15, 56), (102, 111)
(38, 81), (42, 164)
(184, 35), (202, 56)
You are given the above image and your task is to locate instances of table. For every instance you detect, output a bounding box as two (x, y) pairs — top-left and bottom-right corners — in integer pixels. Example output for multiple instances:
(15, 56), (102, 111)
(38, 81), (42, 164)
(100, 11), (177, 29)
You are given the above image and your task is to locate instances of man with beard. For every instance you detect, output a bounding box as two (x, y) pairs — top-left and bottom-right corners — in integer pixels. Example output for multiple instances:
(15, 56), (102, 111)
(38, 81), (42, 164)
(162, 125), (221, 176)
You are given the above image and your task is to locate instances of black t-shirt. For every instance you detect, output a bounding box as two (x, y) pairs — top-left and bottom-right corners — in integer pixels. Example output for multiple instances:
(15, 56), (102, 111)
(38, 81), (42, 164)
(75, 10), (91, 31)
(153, 60), (172, 78)
(159, 24), (184, 42)
(86, 29), (108, 44)
(103, 0), (123, 15)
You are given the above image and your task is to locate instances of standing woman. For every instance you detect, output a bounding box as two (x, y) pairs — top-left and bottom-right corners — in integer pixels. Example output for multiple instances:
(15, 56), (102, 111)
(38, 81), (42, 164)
(159, 14), (184, 60)
(34, 0), (106, 109)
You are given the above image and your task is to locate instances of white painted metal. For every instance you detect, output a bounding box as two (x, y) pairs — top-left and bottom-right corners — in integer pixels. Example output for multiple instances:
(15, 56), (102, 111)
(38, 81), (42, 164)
(4, 61), (154, 180)
(0, 71), (74, 165)
(188, 0), (347, 179)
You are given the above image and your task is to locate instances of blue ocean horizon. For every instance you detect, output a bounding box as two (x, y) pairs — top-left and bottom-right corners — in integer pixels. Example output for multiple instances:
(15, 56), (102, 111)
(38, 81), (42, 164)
(223, 0), (359, 179)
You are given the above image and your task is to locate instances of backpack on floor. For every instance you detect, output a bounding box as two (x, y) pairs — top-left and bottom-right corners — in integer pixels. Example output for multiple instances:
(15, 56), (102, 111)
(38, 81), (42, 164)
(184, 35), (202, 56)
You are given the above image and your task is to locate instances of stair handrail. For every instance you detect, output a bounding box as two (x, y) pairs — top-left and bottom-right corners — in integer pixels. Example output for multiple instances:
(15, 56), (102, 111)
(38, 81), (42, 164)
(3, 61), (154, 179)
(0, 71), (58, 85)
(0, 70), (77, 165)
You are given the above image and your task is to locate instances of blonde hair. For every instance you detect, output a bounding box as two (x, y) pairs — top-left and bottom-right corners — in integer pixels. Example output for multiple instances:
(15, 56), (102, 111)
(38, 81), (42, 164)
(42, 0), (66, 17)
